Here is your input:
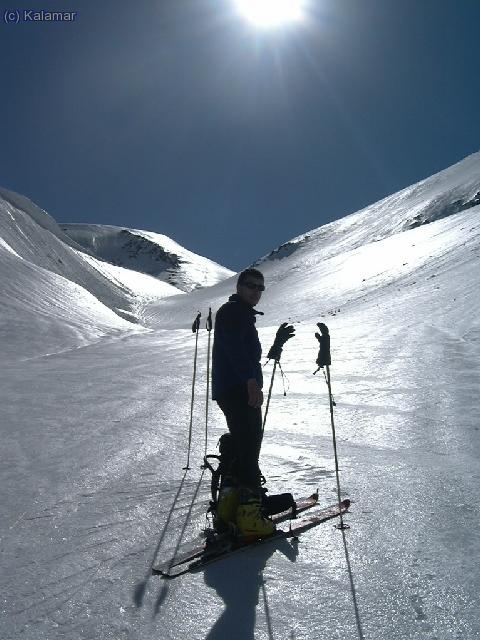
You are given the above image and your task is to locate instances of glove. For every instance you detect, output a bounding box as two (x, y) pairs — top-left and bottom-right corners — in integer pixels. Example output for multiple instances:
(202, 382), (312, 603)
(267, 322), (295, 362)
(315, 323), (331, 368)
(191, 311), (201, 333)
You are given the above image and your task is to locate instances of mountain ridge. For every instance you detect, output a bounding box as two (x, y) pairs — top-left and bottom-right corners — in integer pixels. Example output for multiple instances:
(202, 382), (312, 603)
(61, 223), (234, 293)
(254, 151), (480, 269)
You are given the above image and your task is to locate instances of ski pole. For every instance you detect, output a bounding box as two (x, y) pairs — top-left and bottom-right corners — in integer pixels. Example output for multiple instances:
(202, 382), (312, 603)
(183, 311), (201, 470)
(262, 323), (294, 436)
(204, 308), (213, 459)
(261, 359), (277, 437)
(314, 322), (349, 530)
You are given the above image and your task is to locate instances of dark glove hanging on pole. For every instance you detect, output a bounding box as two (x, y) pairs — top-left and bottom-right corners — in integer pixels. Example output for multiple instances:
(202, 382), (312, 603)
(314, 322), (331, 370)
(191, 311), (201, 333)
(267, 322), (295, 362)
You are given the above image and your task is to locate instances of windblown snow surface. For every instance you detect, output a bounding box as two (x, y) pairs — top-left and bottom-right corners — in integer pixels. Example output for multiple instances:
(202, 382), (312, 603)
(1, 152), (480, 640)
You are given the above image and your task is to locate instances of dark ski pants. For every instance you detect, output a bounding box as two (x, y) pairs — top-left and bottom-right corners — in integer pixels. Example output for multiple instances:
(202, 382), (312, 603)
(216, 384), (262, 491)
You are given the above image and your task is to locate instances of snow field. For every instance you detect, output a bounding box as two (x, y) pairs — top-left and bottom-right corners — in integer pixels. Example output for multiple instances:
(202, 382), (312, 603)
(1, 153), (480, 638)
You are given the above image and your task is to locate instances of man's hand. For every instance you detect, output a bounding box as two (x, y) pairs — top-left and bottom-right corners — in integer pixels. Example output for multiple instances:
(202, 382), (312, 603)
(247, 378), (264, 408)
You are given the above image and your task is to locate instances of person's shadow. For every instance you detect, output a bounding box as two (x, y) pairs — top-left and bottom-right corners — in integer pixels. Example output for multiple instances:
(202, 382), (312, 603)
(203, 537), (299, 640)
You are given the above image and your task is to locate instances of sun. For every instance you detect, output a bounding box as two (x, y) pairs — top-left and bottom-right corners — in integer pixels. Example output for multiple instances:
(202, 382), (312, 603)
(234, 0), (306, 28)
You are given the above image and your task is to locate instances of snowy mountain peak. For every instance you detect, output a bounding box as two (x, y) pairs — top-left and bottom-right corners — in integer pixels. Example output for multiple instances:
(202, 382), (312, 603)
(0, 187), (235, 359)
(61, 223), (234, 293)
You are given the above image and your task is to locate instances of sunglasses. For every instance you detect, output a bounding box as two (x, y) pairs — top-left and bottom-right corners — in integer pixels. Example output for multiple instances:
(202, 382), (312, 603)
(243, 281), (265, 292)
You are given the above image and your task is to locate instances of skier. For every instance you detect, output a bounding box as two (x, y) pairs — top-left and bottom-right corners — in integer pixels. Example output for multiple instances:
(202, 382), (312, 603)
(212, 268), (294, 538)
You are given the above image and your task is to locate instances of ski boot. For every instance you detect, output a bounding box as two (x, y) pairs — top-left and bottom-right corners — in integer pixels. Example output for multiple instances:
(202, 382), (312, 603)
(235, 488), (276, 540)
(215, 484), (240, 533)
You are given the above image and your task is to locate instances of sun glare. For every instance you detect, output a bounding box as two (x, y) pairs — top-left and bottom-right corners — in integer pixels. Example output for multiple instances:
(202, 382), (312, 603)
(234, 0), (306, 28)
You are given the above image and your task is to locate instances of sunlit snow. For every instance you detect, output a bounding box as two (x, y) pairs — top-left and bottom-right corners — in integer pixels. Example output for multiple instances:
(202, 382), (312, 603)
(1, 152), (480, 639)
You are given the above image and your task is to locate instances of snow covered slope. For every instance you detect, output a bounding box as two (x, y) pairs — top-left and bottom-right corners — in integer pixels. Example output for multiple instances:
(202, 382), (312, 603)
(144, 151), (480, 336)
(2, 153), (480, 640)
(256, 151), (480, 268)
(61, 223), (234, 292)
(251, 151), (480, 319)
(0, 188), (179, 360)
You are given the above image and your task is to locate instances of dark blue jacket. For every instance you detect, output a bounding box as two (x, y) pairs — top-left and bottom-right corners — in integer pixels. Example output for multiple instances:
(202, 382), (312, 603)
(212, 294), (263, 400)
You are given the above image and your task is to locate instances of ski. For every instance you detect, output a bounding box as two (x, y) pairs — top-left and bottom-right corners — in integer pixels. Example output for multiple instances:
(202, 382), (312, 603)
(154, 498), (350, 578)
(152, 492), (319, 575)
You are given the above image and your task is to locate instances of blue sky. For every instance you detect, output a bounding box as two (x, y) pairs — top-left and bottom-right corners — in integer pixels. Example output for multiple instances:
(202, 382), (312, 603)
(1, 0), (479, 270)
